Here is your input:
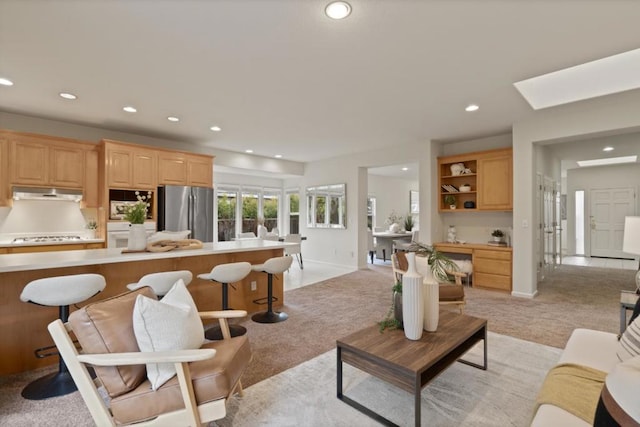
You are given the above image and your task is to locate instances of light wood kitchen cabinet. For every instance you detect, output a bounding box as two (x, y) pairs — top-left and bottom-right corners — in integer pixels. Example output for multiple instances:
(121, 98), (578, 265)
(477, 150), (512, 210)
(103, 140), (157, 189)
(0, 136), (8, 206)
(9, 133), (88, 188)
(438, 147), (512, 212)
(83, 149), (99, 207)
(158, 152), (213, 187)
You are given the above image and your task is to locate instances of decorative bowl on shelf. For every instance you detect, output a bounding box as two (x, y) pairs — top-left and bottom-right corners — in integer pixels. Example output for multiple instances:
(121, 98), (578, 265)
(463, 201), (475, 209)
(459, 184), (471, 192)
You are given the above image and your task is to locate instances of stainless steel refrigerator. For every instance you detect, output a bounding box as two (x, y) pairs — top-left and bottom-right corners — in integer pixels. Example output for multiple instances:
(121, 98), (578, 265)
(157, 186), (214, 242)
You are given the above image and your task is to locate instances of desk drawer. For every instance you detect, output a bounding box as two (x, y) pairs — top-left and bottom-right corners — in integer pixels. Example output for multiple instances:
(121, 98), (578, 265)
(474, 258), (511, 276)
(474, 272), (511, 291)
(475, 249), (511, 261)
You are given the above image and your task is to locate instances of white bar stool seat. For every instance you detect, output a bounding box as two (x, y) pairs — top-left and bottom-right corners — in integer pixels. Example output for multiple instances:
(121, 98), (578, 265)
(19, 273), (106, 400)
(126, 270), (193, 298)
(251, 256), (293, 323)
(198, 262), (252, 339)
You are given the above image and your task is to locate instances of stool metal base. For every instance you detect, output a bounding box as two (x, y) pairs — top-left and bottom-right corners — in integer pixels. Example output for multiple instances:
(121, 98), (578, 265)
(252, 311), (288, 324)
(205, 324), (247, 341)
(21, 370), (77, 400)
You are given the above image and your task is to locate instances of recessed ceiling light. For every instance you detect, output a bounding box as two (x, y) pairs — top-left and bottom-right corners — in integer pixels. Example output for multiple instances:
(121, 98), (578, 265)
(274, 154), (283, 158)
(167, 116), (179, 122)
(465, 104), (479, 112)
(0, 77), (13, 86)
(577, 155), (637, 167)
(401, 167), (409, 171)
(325, 1), (351, 19)
(59, 92), (77, 100)
(210, 125), (222, 132)
(123, 106), (137, 113)
(602, 146), (614, 152)
(245, 149), (254, 154)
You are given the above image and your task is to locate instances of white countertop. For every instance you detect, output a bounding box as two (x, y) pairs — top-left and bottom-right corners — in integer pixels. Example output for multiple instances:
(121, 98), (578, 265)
(0, 238), (105, 248)
(0, 240), (293, 273)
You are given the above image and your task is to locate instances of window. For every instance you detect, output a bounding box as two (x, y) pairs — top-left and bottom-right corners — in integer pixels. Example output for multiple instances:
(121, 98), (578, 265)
(367, 196), (376, 230)
(241, 190), (259, 233)
(287, 190), (300, 234)
(306, 183), (346, 228)
(263, 189), (280, 232)
(217, 189), (237, 242)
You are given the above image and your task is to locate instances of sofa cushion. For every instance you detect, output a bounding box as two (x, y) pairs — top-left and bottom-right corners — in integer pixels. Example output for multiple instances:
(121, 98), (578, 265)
(133, 279), (205, 390)
(69, 286), (157, 398)
(617, 315), (640, 362)
(110, 335), (252, 425)
(558, 329), (620, 373)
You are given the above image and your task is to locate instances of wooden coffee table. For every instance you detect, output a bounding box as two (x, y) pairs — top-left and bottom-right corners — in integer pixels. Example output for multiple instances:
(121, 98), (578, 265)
(336, 311), (487, 427)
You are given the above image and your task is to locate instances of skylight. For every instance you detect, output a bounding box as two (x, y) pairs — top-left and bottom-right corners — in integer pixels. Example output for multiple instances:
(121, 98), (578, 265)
(576, 155), (637, 167)
(514, 48), (640, 110)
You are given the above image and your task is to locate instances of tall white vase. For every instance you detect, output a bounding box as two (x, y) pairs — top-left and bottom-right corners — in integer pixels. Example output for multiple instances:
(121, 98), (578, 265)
(128, 224), (147, 251)
(422, 267), (439, 332)
(402, 252), (424, 340)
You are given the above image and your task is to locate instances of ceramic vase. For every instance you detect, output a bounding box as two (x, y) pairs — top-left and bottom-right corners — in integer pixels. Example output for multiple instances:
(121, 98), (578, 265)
(422, 268), (439, 332)
(402, 252), (424, 340)
(389, 223), (401, 233)
(128, 224), (147, 251)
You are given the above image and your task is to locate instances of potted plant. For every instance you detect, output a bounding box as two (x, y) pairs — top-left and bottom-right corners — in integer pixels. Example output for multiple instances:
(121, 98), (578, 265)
(378, 242), (459, 332)
(491, 229), (504, 242)
(86, 220), (97, 239)
(124, 191), (152, 250)
(444, 194), (456, 209)
(385, 210), (403, 233)
(403, 214), (414, 232)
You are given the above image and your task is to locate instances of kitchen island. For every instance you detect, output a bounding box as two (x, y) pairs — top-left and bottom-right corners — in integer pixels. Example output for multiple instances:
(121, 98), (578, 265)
(0, 240), (291, 375)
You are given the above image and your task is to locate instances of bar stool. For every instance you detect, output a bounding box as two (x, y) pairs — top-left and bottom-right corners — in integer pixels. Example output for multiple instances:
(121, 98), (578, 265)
(251, 256), (293, 323)
(198, 262), (252, 340)
(126, 270), (193, 298)
(19, 273), (106, 400)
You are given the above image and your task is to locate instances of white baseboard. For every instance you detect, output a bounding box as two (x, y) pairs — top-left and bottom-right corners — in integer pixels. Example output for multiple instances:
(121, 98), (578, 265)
(511, 290), (538, 298)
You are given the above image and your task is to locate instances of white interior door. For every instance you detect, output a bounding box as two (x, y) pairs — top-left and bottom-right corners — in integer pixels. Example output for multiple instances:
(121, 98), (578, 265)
(543, 177), (555, 276)
(536, 173), (543, 281)
(590, 187), (635, 258)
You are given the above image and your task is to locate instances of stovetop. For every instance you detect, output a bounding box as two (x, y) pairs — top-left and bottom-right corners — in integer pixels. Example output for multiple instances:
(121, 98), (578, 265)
(12, 235), (82, 244)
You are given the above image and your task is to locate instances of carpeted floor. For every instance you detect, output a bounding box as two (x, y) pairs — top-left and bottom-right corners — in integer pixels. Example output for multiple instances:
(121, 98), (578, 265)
(214, 332), (562, 427)
(0, 263), (634, 425)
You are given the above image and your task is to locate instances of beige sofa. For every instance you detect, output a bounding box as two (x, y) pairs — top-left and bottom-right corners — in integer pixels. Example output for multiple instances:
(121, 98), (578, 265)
(531, 328), (620, 426)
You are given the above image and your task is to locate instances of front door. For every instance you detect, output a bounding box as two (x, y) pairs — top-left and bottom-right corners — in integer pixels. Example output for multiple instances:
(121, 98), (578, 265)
(590, 187), (635, 258)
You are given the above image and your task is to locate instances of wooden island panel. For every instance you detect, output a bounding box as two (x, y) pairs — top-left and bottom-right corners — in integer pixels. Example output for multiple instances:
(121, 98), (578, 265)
(0, 247), (283, 375)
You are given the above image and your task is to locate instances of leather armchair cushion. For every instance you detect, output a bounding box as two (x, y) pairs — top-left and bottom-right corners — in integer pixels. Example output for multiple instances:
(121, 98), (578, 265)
(439, 284), (464, 301)
(110, 335), (252, 425)
(69, 287), (157, 398)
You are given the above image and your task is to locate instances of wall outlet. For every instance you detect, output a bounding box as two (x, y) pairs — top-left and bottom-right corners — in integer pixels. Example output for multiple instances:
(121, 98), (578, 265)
(251, 281), (257, 291)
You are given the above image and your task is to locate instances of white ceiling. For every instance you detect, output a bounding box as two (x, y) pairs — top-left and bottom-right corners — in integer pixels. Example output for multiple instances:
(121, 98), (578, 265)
(1, 1), (640, 163)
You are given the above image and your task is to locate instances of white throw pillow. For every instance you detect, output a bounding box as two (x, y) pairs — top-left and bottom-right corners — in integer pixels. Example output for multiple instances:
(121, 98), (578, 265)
(132, 279), (204, 390)
(617, 315), (640, 362)
(147, 230), (191, 243)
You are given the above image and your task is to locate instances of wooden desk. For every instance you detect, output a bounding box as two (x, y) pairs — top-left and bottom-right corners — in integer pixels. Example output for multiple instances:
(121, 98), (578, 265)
(434, 242), (513, 292)
(337, 311), (487, 426)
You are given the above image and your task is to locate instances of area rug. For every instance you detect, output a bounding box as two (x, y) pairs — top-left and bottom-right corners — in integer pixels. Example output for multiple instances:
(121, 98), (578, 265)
(214, 332), (562, 427)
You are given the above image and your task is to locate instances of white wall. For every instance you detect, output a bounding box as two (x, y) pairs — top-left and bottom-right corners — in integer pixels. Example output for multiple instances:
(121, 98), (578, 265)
(566, 163), (640, 255)
(367, 174), (418, 230)
(513, 89), (640, 298)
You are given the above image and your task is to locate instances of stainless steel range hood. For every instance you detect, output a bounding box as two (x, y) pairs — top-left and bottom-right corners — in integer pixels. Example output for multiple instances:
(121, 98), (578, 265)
(12, 186), (83, 202)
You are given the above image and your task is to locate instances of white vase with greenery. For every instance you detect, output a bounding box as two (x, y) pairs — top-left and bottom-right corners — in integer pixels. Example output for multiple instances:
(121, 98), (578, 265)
(124, 191), (151, 251)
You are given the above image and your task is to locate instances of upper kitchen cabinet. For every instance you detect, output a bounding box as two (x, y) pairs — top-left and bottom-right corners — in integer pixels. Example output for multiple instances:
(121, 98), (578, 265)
(0, 136), (8, 205)
(83, 148), (99, 208)
(438, 147), (512, 212)
(102, 140), (157, 190)
(477, 149), (512, 210)
(158, 151), (213, 187)
(8, 132), (89, 189)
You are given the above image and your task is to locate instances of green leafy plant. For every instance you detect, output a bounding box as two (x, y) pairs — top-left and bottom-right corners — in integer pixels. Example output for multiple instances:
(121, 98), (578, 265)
(378, 281), (403, 333)
(444, 194), (456, 206)
(124, 191), (152, 224)
(407, 241), (460, 282)
(403, 214), (414, 231)
(86, 220), (97, 230)
(491, 229), (504, 238)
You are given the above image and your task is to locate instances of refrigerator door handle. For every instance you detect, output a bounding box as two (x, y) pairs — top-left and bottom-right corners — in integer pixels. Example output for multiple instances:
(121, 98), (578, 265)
(189, 191), (195, 231)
